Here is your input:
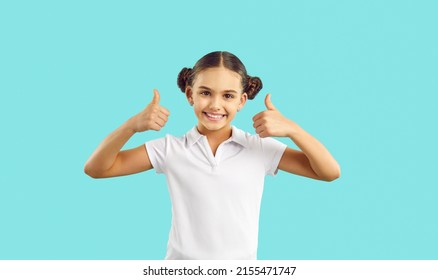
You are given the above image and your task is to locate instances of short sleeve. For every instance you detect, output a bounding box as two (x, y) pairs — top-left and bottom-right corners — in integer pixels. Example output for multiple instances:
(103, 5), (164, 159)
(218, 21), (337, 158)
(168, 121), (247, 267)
(260, 137), (287, 176)
(145, 137), (167, 174)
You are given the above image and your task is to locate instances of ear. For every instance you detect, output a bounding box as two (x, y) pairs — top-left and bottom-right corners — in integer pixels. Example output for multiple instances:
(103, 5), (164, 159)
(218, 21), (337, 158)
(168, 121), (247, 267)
(185, 86), (194, 106)
(238, 92), (248, 111)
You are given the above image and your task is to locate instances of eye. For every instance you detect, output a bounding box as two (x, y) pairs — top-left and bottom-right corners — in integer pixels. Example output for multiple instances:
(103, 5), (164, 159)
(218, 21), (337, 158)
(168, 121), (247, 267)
(200, 91), (210, 96)
(224, 93), (234, 99)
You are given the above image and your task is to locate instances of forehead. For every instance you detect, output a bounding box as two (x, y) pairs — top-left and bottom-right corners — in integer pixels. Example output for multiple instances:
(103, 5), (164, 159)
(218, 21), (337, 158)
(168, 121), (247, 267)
(193, 67), (242, 91)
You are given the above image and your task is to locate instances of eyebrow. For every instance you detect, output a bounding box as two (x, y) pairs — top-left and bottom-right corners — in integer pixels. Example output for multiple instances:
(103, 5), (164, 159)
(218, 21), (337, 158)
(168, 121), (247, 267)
(198, 86), (238, 93)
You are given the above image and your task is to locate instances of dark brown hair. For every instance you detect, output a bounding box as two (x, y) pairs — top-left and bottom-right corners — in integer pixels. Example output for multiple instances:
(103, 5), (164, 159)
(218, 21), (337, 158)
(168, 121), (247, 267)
(177, 51), (262, 100)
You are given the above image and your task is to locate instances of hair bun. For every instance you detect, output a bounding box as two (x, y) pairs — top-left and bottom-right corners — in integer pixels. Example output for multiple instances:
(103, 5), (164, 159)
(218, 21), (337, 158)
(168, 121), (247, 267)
(177, 67), (192, 93)
(245, 76), (263, 100)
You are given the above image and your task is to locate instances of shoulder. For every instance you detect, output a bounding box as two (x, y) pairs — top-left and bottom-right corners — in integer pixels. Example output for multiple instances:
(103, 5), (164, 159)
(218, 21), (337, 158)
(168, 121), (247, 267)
(232, 126), (258, 143)
(232, 126), (285, 149)
(145, 129), (193, 150)
(146, 133), (184, 146)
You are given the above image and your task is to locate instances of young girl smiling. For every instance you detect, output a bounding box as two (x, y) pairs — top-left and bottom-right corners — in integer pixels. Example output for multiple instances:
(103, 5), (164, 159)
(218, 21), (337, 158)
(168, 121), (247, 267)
(84, 51), (340, 260)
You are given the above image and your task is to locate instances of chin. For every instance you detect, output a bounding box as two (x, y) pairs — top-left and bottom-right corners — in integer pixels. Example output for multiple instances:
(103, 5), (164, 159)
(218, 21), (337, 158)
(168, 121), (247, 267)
(199, 121), (231, 132)
(204, 124), (227, 131)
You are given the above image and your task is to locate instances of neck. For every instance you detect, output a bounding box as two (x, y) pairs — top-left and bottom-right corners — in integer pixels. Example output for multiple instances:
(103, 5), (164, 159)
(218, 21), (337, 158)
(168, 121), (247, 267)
(197, 124), (232, 156)
(197, 124), (232, 142)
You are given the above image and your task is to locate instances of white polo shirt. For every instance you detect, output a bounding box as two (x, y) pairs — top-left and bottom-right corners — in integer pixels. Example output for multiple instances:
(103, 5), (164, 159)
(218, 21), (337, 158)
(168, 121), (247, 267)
(145, 126), (287, 260)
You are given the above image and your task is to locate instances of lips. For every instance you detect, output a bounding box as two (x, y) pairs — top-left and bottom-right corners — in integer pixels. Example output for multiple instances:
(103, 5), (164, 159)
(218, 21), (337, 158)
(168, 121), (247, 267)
(203, 112), (226, 121)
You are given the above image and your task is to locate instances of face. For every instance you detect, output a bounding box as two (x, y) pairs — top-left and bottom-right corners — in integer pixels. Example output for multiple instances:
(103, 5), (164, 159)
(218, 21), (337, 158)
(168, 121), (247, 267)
(186, 67), (247, 135)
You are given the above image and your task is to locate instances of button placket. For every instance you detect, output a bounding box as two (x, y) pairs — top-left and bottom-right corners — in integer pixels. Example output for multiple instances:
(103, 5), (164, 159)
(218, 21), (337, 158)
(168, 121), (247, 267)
(199, 136), (217, 167)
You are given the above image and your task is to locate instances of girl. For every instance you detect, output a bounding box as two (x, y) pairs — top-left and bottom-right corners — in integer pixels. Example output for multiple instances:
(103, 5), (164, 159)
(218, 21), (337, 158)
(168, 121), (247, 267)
(84, 51), (340, 260)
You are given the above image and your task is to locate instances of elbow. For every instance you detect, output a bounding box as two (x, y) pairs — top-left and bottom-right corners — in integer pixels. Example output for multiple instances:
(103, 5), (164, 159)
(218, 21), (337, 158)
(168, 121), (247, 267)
(84, 163), (102, 179)
(321, 166), (341, 182)
(323, 173), (340, 182)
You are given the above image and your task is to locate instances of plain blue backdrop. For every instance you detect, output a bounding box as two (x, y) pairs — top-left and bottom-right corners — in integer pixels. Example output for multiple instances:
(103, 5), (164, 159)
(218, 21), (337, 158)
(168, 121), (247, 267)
(1, 0), (437, 259)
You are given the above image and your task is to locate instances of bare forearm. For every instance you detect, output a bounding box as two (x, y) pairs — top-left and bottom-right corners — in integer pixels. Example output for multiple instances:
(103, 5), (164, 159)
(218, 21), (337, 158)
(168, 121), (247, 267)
(84, 90), (169, 179)
(253, 94), (340, 181)
(84, 118), (136, 176)
(288, 124), (340, 181)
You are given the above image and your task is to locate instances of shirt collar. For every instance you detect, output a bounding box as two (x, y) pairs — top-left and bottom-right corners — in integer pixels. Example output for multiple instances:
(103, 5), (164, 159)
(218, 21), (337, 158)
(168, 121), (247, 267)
(186, 126), (204, 146)
(186, 125), (248, 148)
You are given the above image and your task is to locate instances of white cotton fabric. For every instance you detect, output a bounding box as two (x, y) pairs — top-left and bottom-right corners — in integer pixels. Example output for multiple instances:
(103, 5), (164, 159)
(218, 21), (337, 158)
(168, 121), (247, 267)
(145, 126), (287, 260)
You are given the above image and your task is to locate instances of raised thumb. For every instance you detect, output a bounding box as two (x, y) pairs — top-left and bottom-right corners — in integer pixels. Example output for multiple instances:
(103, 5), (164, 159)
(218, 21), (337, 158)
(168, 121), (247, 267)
(151, 89), (160, 104)
(265, 94), (276, 110)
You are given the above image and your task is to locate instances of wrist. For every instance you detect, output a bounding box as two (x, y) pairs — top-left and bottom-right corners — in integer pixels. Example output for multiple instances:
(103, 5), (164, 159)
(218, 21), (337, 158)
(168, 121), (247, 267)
(124, 117), (139, 134)
(285, 120), (302, 139)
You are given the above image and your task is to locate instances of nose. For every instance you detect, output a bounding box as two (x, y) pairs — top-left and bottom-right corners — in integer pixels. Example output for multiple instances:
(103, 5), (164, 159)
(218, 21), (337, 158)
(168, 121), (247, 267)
(208, 95), (222, 111)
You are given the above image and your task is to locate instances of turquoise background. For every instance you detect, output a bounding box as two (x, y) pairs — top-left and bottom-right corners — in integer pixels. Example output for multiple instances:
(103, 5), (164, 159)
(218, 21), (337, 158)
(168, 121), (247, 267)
(1, 0), (437, 259)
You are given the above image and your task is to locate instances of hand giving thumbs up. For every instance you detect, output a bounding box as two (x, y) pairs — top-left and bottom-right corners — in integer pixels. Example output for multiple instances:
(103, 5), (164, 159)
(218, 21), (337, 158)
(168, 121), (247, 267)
(129, 89), (170, 133)
(252, 94), (296, 138)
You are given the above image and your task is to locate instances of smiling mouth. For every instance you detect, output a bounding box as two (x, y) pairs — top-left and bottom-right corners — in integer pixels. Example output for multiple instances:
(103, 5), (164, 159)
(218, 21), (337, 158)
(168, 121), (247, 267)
(203, 112), (227, 121)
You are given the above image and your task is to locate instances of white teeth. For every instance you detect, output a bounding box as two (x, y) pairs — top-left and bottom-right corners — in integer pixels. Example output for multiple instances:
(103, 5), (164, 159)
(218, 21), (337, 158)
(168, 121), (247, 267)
(205, 113), (225, 120)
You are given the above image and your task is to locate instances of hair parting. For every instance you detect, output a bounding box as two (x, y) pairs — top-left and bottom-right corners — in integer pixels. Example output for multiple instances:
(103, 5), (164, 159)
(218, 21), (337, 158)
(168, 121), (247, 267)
(177, 51), (263, 100)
